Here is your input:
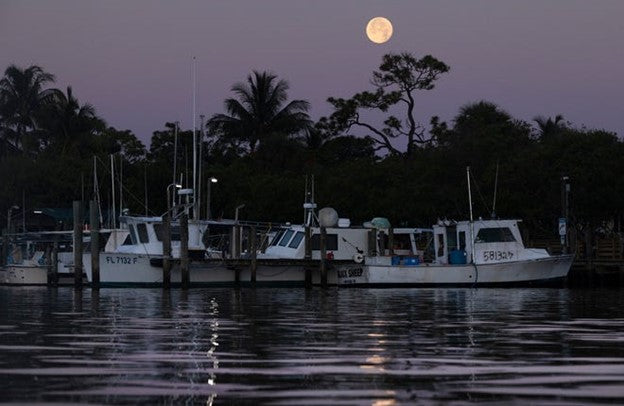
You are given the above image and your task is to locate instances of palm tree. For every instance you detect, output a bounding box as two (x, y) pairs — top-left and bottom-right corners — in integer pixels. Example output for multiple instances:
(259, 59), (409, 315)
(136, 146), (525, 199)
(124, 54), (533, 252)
(0, 64), (60, 151)
(37, 86), (103, 155)
(533, 114), (565, 140)
(208, 71), (312, 153)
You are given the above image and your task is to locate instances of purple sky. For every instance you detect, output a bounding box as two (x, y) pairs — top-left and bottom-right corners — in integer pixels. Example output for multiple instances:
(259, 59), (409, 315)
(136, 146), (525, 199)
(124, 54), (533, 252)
(1, 0), (623, 146)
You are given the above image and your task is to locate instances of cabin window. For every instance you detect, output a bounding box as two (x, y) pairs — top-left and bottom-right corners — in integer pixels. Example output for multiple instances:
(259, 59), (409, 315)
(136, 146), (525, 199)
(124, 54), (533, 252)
(278, 230), (295, 247)
(170, 226), (181, 241)
(288, 231), (305, 249)
(436, 233), (444, 257)
(137, 223), (149, 243)
(476, 227), (516, 243)
(128, 225), (138, 245)
(271, 230), (285, 246)
(122, 234), (133, 245)
(310, 234), (338, 251)
(392, 233), (412, 251)
(154, 224), (163, 241)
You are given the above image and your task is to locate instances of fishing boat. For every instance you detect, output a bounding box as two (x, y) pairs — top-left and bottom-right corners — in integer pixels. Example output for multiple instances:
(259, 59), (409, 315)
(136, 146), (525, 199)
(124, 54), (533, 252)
(334, 167), (574, 287)
(335, 218), (574, 286)
(0, 231), (82, 285)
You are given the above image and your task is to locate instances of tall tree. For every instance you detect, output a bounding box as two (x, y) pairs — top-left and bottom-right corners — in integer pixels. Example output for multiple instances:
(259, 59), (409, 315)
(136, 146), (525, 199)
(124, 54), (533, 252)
(0, 64), (60, 152)
(319, 53), (450, 157)
(207, 70), (312, 153)
(37, 86), (104, 156)
(533, 114), (565, 140)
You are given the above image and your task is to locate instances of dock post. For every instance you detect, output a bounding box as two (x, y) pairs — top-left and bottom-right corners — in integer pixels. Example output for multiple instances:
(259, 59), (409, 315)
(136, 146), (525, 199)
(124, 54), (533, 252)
(44, 244), (52, 285)
(51, 236), (58, 286)
(89, 200), (100, 289)
(304, 226), (312, 288)
(162, 213), (171, 289)
(180, 212), (190, 289)
(72, 201), (83, 289)
(1, 228), (7, 267)
(388, 228), (394, 256)
(250, 226), (257, 284)
(320, 226), (327, 287)
(368, 229), (377, 257)
(234, 225), (241, 259)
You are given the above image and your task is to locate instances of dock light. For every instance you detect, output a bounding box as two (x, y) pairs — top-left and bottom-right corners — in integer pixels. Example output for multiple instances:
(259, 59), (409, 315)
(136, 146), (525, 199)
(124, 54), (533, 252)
(33, 210), (43, 214)
(210, 177), (218, 183)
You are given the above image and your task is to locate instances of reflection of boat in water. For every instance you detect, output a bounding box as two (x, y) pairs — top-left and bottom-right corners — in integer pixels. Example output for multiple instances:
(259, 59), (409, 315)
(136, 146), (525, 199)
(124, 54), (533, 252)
(335, 218), (574, 287)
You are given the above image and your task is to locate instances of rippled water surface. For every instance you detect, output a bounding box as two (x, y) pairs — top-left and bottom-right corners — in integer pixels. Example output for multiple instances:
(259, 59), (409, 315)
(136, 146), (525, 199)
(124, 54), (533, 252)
(1, 287), (623, 404)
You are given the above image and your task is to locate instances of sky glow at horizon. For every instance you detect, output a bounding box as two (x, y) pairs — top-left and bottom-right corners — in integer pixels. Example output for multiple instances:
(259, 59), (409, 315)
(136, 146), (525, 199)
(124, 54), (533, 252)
(1, 0), (623, 145)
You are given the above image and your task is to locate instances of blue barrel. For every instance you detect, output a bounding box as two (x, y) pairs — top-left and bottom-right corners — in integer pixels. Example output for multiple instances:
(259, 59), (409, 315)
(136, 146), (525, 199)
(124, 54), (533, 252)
(391, 256), (401, 265)
(404, 256), (420, 266)
(449, 249), (467, 264)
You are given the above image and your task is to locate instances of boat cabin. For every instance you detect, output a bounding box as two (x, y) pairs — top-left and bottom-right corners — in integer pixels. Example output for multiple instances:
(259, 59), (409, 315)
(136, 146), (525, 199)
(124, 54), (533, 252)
(433, 219), (545, 265)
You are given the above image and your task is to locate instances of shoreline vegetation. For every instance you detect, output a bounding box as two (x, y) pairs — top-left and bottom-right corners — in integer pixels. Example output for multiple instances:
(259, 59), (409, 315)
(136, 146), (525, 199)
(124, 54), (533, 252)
(1, 53), (622, 242)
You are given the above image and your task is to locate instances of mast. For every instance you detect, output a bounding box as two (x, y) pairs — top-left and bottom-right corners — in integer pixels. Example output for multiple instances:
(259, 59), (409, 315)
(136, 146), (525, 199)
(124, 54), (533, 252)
(172, 122), (179, 207)
(110, 154), (116, 230)
(144, 163), (148, 217)
(192, 56), (198, 221)
(119, 154), (123, 217)
(467, 167), (476, 264)
(93, 155), (103, 226)
(492, 160), (499, 218)
(197, 114), (205, 220)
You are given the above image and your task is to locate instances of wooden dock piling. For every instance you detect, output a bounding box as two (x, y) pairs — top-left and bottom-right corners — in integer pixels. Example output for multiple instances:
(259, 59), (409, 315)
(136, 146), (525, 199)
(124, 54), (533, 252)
(162, 213), (171, 289)
(51, 238), (58, 285)
(1, 229), (7, 267)
(89, 200), (100, 288)
(320, 226), (327, 287)
(304, 226), (312, 288)
(250, 226), (257, 284)
(233, 224), (241, 259)
(180, 212), (189, 289)
(72, 201), (83, 288)
(368, 229), (377, 257)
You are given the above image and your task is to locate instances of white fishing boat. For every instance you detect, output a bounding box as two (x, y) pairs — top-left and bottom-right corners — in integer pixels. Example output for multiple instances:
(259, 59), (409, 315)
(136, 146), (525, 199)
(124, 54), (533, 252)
(334, 166), (574, 287)
(0, 232), (79, 285)
(335, 218), (573, 286)
(0, 248), (48, 285)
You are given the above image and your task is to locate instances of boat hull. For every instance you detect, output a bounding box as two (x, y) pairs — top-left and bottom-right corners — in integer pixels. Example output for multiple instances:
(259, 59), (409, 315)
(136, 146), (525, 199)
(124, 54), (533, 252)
(0, 265), (48, 285)
(335, 255), (574, 287)
(82, 253), (307, 286)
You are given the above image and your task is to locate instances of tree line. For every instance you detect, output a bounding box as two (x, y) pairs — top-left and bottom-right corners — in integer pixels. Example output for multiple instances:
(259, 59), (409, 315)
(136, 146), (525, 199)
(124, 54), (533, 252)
(1, 53), (623, 238)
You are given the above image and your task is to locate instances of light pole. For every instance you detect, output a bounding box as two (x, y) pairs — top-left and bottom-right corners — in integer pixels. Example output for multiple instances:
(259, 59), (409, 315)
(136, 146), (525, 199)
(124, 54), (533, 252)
(6, 205), (19, 233)
(207, 177), (218, 219)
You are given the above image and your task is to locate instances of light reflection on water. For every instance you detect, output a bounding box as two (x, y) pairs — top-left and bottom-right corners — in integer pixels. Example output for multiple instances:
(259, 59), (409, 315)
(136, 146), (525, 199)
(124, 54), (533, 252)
(0, 287), (623, 404)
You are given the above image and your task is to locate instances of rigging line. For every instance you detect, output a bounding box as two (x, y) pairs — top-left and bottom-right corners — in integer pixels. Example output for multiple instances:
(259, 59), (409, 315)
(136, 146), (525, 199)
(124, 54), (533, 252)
(470, 169), (491, 216)
(95, 156), (157, 217)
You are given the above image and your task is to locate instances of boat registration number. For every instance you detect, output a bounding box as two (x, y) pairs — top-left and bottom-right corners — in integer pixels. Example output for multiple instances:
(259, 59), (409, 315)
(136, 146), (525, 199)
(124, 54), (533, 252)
(482, 251), (514, 262)
(105, 256), (139, 265)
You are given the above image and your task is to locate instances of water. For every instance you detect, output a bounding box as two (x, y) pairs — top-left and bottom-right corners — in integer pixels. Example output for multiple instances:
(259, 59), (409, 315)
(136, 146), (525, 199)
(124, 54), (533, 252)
(1, 287), (623, 405)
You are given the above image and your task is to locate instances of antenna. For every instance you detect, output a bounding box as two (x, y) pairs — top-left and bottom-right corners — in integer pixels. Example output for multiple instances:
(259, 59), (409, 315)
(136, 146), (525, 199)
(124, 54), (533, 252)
(467, 167), (476, 264)
(492, 160), (499, 218)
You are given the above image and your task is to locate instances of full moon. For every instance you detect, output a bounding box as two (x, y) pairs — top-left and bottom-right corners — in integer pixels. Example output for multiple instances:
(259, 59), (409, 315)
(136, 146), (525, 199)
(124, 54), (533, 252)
(366, 17), (393, 44)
